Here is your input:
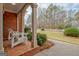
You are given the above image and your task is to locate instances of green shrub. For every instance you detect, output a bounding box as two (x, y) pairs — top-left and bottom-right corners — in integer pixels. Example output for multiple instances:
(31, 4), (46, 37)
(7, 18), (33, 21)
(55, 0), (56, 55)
(27, 32), (32, 41)
(65, 24), (72, 28)
(37, 33), (47, 46)
(41, 28), (45, 31)
(64, 28), (79, 37)
(27, 32), (47, 46)
(24, 26), (30, 33)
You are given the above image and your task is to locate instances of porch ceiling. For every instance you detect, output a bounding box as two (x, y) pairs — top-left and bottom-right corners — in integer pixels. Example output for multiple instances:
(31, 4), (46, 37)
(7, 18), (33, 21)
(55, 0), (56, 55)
(4, 3), (25, 13)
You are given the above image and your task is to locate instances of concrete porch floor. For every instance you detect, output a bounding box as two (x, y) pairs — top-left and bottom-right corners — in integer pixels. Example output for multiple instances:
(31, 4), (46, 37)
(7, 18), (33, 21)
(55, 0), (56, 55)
(3, 40), (34, 56)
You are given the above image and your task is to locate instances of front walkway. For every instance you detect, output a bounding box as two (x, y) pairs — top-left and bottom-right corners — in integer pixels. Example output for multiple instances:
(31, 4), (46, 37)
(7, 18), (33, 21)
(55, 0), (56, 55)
(35, 39), (79, 56)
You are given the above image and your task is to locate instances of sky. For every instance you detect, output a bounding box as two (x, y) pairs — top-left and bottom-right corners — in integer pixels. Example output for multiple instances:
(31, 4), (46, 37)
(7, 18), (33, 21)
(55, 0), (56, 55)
(38, 3), (79, 10)
(54, 3), (79, 10)
(24, 6), (32, 25)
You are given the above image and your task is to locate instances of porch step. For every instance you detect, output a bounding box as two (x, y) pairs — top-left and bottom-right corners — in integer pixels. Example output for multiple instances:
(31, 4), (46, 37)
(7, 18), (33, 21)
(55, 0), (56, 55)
(21, 41), (54, 56)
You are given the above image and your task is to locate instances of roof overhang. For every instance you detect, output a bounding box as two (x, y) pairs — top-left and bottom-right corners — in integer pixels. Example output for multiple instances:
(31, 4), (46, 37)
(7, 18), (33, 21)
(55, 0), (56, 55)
(4, 3), (25, 13)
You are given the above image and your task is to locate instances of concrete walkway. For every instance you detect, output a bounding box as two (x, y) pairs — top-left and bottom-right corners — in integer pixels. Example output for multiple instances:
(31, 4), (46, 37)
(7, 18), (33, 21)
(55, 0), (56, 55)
(35, 39), (79, 56)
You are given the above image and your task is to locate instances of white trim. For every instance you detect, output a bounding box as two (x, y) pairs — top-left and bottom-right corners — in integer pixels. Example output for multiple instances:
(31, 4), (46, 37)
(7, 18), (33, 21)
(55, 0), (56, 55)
(21, 5), (28, 33)
(0, 4), (4, 52)
(21, 5), (30, 33)
(31, 4), (38, 47)
(4, 9), (17, 13)
(17, 13), (19, 32)
(22, 11), (25, 33)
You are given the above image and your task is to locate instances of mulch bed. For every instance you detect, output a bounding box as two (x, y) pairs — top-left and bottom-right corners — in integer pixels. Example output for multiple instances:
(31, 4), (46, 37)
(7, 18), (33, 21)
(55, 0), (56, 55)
(21, 41), (54, 56)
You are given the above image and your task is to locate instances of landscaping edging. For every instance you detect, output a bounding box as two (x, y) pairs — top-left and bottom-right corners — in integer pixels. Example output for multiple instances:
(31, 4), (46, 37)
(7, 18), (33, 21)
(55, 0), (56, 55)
(21, 41), (54, 56)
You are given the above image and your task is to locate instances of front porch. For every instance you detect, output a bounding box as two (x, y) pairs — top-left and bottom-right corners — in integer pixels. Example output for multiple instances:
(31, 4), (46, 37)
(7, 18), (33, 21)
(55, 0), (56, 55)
(0, 3), (38, 56)
(0, 3), (53, 56)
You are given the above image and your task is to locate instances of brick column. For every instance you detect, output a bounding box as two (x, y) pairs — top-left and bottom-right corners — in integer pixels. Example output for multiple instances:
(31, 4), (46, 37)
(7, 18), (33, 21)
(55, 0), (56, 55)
(0, 4), (4, 52)
(31, 4), (38, 48)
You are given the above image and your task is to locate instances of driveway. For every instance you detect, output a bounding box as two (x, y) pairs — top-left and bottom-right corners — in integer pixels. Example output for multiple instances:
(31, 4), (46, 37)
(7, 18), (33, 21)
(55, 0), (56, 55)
(35, 39), (79, 56)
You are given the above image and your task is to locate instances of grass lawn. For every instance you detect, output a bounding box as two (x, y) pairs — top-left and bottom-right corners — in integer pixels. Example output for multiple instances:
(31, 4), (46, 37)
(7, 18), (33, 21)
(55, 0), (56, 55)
(37, 29), (79, 45)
